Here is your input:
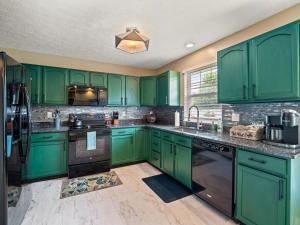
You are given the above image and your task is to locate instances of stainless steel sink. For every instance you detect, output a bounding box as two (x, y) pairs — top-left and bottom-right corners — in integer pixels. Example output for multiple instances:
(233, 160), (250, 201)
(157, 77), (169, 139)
(172, 126), (203, 134)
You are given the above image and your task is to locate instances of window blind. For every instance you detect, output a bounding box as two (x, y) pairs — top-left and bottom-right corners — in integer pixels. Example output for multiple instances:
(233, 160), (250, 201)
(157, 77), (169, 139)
(184, 64), (221, 122)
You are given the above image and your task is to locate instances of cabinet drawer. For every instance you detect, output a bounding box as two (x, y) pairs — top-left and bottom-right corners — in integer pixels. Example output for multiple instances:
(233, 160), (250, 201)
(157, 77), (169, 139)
(152, 129), (161, 138)
(152, 137), (161, 152)
(112, 128), (135, 136)
(161, 131), (173, 142)
(151, 150), (161, 168)
(237, 149), (287, 176)
(32, 132), (67, 142)
(174, 135), (191, 148)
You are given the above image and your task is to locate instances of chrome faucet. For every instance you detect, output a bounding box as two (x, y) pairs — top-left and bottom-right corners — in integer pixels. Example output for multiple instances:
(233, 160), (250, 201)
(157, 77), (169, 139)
(188, 105), (201, 130)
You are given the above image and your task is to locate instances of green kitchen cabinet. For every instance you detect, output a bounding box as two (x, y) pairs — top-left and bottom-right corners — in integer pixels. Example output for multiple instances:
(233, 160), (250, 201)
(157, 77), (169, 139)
(108, 74), (126, 106)
(249, 22), (299, 101)
(134, 128), (146, 161)
(217, 42), (249, 103)
(125, 76), (140, 106)
(140, 76), (157, 106)
(90, 72), (107, 87)
(42, 67), (68, 105)
(69, 69), (89, 85)
(23, 132), (67, 180)
(236, 165), (286, 225)
(112, 134), (134, 165)
(161, 139), (174, 175)
(174, 144), (192, 189)
(157, 71), (180, 106)
(23, 64), (42, 105)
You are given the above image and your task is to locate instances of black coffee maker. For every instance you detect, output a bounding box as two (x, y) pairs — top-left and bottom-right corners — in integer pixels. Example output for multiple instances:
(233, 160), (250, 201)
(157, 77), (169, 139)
(265, 109), (300, 148)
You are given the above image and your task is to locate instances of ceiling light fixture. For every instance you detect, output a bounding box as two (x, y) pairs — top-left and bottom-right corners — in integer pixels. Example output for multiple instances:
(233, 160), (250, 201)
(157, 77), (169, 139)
(115, 27), (150, 54)
(185, 42), (195, 48)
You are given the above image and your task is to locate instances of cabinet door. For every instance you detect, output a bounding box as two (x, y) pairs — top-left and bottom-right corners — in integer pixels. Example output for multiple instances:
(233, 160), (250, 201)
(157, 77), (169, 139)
(112, 134), (134, 165)
(108, 74), (125, 106)
(24, 141), (67, 179)
(134, 128), (145, 161)
(250, 22), (299, 101)
(140, 77), (157, 106)
(217, 42), (249, 103)
(157, 73), (169, 106)
(69, 69), (89, 85)
(237, 165), (286, 225)
(43, 67), (68, 105)
(161, 140), (174, 175)
(125, 76), (140, 106)
(174, 145), (191, 189)
(90, 72), (107, 87)
(24, 64), (42, 105)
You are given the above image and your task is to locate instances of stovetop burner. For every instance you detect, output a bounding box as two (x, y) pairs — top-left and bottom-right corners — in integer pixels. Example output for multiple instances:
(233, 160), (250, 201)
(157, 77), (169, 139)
(68, 113), (106, 131)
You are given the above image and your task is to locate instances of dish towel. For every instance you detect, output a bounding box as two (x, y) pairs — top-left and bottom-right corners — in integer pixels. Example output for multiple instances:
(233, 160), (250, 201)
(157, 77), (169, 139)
(87, 131), (96, 151)
(6, 135), (12, 158)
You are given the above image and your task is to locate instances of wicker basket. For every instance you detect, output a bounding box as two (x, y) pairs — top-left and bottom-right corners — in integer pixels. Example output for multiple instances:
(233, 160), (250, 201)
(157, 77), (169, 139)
(230, 125), (264, 141)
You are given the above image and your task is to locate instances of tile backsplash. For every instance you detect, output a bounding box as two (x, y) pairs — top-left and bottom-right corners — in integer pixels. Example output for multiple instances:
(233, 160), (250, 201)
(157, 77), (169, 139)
(222, 102), (300, 126)
(31, 106), (184, 125)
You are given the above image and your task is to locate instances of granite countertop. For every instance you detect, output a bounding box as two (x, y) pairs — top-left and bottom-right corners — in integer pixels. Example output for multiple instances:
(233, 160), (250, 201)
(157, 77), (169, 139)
(32, 126), (69, 134)
(110, 124), (300, 159)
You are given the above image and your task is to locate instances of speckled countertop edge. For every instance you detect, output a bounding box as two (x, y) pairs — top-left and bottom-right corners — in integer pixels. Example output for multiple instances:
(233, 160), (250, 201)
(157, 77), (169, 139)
(32, 126), (69, 134)
(109, 124), (300, 159)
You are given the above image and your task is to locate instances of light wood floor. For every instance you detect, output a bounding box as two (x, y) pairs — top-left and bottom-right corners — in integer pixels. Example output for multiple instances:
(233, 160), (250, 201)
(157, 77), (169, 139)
(20, 163), (238, 225)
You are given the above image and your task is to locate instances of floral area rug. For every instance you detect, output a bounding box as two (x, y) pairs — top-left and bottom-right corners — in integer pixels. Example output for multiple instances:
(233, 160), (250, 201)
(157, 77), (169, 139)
(60, 171), (122, 199)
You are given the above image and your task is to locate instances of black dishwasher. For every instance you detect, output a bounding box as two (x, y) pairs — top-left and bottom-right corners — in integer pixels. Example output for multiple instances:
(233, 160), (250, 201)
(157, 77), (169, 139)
(192, 138), (236, 217)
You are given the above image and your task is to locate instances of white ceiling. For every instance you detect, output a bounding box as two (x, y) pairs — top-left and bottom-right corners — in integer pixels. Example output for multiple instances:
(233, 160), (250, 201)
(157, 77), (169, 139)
(0, 0), (299, 69)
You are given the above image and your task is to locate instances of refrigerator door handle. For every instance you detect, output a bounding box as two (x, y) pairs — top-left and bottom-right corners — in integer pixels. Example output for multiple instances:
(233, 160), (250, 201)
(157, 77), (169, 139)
(19, 85), (32, 163)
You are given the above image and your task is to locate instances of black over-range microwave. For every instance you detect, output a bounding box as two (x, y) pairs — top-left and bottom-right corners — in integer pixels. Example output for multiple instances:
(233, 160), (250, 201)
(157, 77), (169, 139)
(68, 86), (107, 106)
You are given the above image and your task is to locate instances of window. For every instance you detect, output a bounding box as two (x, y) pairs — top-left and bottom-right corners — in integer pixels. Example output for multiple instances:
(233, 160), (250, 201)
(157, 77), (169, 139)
(184, 64), (221, 123)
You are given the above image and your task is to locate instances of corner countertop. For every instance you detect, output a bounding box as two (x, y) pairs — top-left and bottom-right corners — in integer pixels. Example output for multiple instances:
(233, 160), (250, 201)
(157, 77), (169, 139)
(109, 124), (300, 159)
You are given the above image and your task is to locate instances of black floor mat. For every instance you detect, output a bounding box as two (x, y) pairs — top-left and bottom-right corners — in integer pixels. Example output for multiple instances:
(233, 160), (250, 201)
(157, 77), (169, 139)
(142, 174), (192, 203)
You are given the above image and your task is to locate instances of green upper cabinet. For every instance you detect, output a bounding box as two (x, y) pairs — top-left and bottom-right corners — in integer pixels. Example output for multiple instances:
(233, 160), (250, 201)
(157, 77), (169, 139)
(125, 76), (140, 106)
(217, 42), (249, 103)
(23, 64), (42, 105)
(236, 165), (286, 225)
(140, 76), (157, 106)
(43, 67), (68, 105)
(90, 72), (107, 87)
(157, 71), (180, 106)
(249, 22), (299, 101)
(69, 69), (89, 86)
(108, 74), (126, 106)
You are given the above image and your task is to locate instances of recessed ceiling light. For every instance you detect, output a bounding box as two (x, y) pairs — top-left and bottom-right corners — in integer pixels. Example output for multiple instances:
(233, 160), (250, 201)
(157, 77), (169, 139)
(185, 42), (195, 48)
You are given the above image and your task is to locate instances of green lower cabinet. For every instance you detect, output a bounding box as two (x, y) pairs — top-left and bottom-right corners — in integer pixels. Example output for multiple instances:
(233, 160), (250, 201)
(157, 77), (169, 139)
(236, 165), (286, 225)
(149, 150), (161, 168)
(174, 145), (192, 189)
(111, 134), (134, 165)
(134, 128), (146, 161)
(161, 139), (174, 175)
(23, 133), (67, 180)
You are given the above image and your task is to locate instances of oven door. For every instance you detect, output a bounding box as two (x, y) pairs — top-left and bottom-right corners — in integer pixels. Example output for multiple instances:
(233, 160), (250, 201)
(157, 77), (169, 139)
(69, 129), (111, 165)
(192, 143), (235, 217)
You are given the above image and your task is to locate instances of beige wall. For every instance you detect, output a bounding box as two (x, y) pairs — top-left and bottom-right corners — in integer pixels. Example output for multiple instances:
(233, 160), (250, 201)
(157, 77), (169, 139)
(0, 48), (156, 76)
(156, 3), (300, 74)
(155, 3), (300, 105)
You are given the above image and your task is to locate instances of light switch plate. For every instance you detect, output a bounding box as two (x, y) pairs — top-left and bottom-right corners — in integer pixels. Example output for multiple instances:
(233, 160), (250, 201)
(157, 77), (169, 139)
(47, 112), (53, 119)
(232, 113), (240, 122)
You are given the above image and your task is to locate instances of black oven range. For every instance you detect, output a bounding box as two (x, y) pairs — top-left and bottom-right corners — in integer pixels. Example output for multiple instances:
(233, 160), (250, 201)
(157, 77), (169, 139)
(68, 113), (111, 178)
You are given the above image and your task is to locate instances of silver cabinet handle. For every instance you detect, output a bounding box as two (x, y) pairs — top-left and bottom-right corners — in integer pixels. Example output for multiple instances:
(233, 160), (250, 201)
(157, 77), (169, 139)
(279, 180), (284, 200)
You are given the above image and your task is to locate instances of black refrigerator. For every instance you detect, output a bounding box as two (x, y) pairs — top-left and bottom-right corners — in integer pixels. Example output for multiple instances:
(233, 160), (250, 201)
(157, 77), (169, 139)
(0, 52), (32, 225)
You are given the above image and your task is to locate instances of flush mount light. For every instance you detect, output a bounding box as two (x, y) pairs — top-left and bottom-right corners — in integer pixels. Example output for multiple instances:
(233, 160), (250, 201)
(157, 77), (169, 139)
(185, 42), (195, 48)
(115, 27), (150, 54)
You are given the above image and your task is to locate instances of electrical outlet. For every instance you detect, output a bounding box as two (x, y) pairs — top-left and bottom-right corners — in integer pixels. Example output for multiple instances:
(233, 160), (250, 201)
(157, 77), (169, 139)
(47, 112), (53, 119)
(232, 113), (240, 122)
